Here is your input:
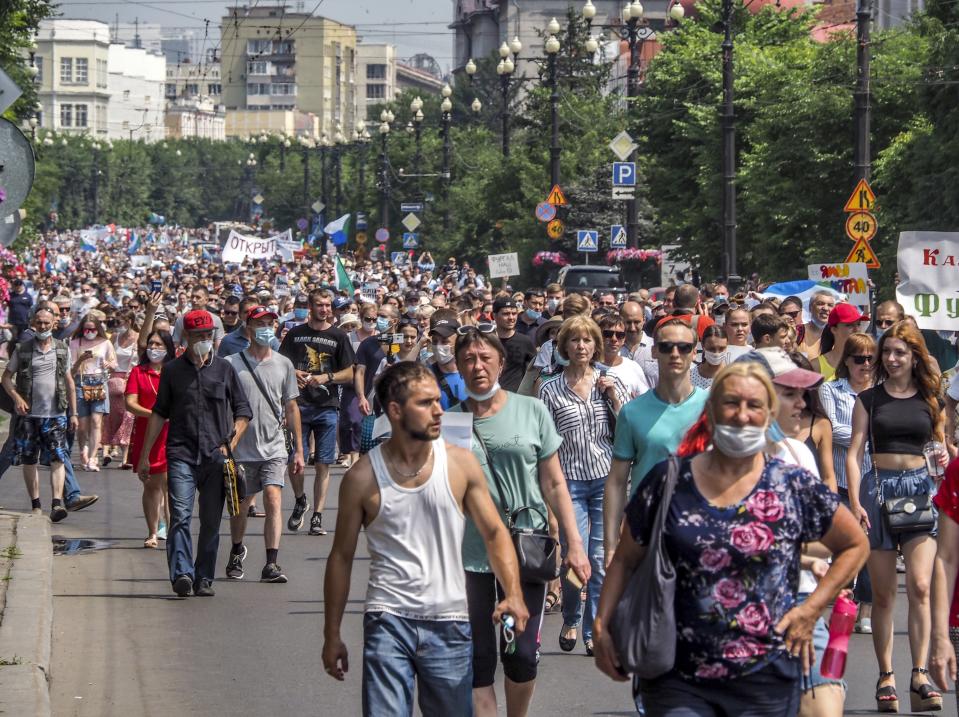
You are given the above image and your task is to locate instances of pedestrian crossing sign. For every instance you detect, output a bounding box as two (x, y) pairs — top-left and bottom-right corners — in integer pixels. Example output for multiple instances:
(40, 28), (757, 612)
(403, 233), (419, 249)
(610, 225), (627, 247)
(577, 230), (599, 252)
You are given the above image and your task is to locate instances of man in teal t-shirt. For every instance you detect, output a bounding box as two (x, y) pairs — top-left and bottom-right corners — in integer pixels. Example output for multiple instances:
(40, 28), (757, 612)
(604, 317), (708, 556)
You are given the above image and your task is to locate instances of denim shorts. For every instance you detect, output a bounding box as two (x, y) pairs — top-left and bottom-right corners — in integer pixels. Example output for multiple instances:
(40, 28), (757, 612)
(14, 416), (71, 466)
(797, 593), (844, 692)
(298, 404), (338, 465)
(861, 465), (938, 551)
(76, 375), (109, 417)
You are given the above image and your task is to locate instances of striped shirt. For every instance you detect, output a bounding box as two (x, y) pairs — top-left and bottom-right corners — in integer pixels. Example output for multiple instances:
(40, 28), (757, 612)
(819, 378), (872, 490)
(537, 369), (629, 481)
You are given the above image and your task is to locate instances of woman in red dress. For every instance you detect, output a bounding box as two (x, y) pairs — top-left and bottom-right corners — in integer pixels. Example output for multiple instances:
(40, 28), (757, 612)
(125, 330), (174, 548)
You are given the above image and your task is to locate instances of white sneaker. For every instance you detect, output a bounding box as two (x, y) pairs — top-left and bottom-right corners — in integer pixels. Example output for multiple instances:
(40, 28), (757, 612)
(856, 617), (872, 634)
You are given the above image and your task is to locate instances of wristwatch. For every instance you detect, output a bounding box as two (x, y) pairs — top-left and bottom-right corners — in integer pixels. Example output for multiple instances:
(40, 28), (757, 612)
(326, 371), (335, 384)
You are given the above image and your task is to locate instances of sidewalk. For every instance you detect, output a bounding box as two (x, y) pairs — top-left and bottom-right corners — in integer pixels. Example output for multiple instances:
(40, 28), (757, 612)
(0, 510), (53, 717)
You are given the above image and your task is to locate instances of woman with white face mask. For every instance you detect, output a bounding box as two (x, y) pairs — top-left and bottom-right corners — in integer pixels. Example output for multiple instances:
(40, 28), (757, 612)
(103, 309), (140, 468)
(691, 325), (728, 390)
(70, 315), (118, 472)
(593, 361), (868, 717)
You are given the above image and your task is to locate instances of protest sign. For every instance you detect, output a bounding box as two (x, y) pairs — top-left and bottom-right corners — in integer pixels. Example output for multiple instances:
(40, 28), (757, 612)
(221, 230), (276, 263)
(130, 255), (152, 269)
(487, 252), (520, 279)
(807, 262), (869, 305)
(896, 231), (959, 330)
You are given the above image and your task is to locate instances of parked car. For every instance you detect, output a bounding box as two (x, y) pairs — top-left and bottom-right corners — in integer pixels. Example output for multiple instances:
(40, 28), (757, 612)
(558, 265), (630, 295)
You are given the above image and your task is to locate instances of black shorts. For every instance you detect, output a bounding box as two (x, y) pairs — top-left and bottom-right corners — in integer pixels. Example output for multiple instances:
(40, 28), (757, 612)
(466, 571), (547, 687)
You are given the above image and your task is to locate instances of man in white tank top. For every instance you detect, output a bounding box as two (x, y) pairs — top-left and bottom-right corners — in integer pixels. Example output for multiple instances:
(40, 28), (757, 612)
(323, 362), (528, 717)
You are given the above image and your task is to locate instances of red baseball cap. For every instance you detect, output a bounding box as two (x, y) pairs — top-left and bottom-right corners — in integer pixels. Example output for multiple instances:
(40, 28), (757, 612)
(183, 309), (214, 332)
(246, 305), (278, 321)
(827, 303), (867, 327)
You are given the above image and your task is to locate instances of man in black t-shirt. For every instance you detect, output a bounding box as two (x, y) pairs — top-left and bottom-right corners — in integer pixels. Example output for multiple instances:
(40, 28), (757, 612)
(492, 296), (535, 392)
(279, 289), (355, 537)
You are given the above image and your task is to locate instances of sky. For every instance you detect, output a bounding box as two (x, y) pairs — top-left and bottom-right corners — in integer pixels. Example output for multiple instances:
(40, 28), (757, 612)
(53, 0), (456, 70)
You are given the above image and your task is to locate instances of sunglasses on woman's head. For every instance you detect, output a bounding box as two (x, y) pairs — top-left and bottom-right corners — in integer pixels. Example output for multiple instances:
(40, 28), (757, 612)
(850, 355), (873, 365)
(657, 341), (696, 355)
(603, 330), (626, 340)
(456, 322), (496, 336)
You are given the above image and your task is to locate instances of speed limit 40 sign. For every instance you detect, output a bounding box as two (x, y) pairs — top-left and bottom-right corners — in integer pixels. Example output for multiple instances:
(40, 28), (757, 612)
(845, 211), (877, 243)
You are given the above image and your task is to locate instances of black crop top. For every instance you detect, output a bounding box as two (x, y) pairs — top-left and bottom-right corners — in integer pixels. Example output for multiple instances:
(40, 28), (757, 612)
(859, 384), (937, 456)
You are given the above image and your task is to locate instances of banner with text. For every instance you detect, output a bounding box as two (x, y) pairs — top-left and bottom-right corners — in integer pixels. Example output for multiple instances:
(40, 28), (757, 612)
(221, 230), (276, 263)
(488, 252), (520, 279)
(807, 262), (870, 305)
(896, 231), (959, 330)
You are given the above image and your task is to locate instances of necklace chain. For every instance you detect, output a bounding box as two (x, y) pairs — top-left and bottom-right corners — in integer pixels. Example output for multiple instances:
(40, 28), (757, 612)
(384, 444), (434, 479)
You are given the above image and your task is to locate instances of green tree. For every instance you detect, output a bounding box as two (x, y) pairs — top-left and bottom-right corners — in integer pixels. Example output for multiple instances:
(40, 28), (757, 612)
(0, 0), (54, 123)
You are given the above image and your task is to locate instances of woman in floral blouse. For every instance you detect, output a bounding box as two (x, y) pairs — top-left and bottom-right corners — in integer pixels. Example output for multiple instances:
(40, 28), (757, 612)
(593, 361), (868, 716)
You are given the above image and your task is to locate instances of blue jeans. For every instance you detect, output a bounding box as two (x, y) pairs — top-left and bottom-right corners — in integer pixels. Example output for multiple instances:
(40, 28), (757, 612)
(560, 476), (606, 643)
(362, 612), (473, 717)
(166, 459), (225, 585)
(0, 416), (81, 503)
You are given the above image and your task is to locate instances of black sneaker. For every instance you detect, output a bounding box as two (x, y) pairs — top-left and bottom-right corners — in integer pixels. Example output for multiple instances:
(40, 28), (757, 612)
(173, 574), (193, 597)
(260, 563), (288, 583)
(194, 579), (215, 597)
(226, 545), (247, 579)
(50, 505), (68, 523)
(288, 494), (308, 532)
(308, 512), (327, 536)
(66, 494), (99, 512)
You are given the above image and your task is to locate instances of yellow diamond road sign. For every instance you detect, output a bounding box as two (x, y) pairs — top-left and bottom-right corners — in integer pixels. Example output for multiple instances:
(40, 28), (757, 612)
(402, 213), (421, 232)
(609, 131), (638, 161)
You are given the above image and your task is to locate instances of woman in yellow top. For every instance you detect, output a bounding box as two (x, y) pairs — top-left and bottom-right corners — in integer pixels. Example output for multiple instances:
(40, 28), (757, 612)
(817, 303), (868, 381)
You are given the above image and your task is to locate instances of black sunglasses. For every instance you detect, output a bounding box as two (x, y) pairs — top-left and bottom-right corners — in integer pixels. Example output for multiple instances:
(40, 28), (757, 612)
(657, 341), (696, 355)
(603, 330), (627, 340)
(876, 319), (896, 328)
(780, 310), (801, 319)
(850, 355), (874, 365)
(456, 322), (496, 336)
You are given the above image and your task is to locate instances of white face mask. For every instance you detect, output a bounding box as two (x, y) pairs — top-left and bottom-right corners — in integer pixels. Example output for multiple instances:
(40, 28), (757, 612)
(703, 351), (727, 366)
(713, 314), (725, 327)
(146, 348), (166, 363)
(83, 330), (97, 340)
(193, 339), (213, 358)
(362, 319), (377, 331)
(466, 381), (500, 402)
(433, 344), (454, 364)
(712, 424), (768, 458)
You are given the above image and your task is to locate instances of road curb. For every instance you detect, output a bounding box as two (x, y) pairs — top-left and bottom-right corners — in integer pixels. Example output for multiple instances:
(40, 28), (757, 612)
(0, 510), (52, 717)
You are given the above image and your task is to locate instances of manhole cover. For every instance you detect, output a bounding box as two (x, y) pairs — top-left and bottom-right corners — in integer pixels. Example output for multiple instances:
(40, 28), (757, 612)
(52, 537), (114, 555)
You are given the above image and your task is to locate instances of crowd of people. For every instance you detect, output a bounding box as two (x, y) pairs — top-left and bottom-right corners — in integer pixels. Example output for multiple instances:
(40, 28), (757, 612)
(4, 225), (959, 716)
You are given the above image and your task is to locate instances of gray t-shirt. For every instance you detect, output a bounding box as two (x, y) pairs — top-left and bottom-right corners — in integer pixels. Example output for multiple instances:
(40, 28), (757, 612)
(7, 342), (72, 418)
(225, 349), (299, 462)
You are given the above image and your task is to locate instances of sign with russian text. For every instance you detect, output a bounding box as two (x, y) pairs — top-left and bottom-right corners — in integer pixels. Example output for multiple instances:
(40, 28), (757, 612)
(221, 230), (276, 263)
(807, 262), (869, 305)
(488, 252), (520, 279)
(896, 231), (959, 330)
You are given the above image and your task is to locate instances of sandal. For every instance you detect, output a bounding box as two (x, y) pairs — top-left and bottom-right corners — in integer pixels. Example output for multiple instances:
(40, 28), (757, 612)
(247, 505), (266, 518)
(585, 639), (594, 657)
(143, 536), (158, 549)
(910, 667), (943, 712)
(544, 590), (561, 613)
(876, 671), (899, 713)
(559, 624), (577, 653)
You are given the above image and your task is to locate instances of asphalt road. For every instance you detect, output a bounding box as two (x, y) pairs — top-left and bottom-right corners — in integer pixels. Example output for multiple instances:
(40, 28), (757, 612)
(0, 462), (955, 717)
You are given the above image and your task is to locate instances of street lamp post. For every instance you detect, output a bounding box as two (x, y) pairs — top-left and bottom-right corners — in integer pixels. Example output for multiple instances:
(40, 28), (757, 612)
(91, 141), (101, 224)
(355, 122), (371, 215)
(440, 85), (453, 233)
(545, 29), (562, 188)
(854, 0), (872, 182)
(720, 0), (737, 282)
(301, 136), (314, 217)
(496, 43), (516, 157)
(378, 109), (393, 232)
(334, 124), (346, 218)
(409, 96), (425, 197)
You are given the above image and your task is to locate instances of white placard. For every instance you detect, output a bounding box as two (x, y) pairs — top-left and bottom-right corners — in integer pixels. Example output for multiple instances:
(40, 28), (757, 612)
(896, 231), (959, 330)
(487, 252), (520, 279)
(221, 230), (276, 263)
(130, 255), (152, 268)
(806, 262), (870, 305)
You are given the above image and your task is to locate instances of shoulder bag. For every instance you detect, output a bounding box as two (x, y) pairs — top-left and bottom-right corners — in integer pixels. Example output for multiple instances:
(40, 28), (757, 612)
(869, 390), (937, 535)
(239, 352), (296, 456)
(472, 423), (561, 584)
(610, 455), (680, 679)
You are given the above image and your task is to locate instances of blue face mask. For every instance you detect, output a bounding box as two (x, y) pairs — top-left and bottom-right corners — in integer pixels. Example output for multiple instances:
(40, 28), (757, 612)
(766, 420), (786, 443)
(714, 294), (727, 302)
(294, 308), (308, 321)
(553, 347), (570, 367)
(525, 309), (542, 321)
(254, 327), (275, 346)
(376, 317), (391, 333)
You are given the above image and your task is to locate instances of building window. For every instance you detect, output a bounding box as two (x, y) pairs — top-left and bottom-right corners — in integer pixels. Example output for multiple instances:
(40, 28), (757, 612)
(246, 39), (272, 55)
(165, 83), (177, 99)
(96, 59), (108, 88)
(247, 61), (269, 75)
(59, 104), (72, 127)
(207, 83), (221, 95)
(34, 57), (43, 83)
(75, 104), (88, 127)
(246, 83), (270, 95)
(367, 64), (386, 80)
(274, 40), (294, 55)
(366, 84), (386, 99)
(185, 83), (199, 96)
(75, 58), (88, 84)
(60, 57), (73, 83)
(271, 83), (296, 96)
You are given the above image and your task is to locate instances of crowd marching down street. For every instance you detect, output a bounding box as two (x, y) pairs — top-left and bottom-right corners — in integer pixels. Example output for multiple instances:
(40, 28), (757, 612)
(5, 223), (959, 717)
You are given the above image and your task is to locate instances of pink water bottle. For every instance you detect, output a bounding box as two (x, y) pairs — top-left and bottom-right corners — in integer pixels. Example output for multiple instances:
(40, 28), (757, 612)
(819, 595), (858, 679)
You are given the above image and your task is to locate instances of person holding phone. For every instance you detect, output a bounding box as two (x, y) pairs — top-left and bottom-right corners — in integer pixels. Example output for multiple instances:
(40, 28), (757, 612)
(69, 315), (117, 471)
